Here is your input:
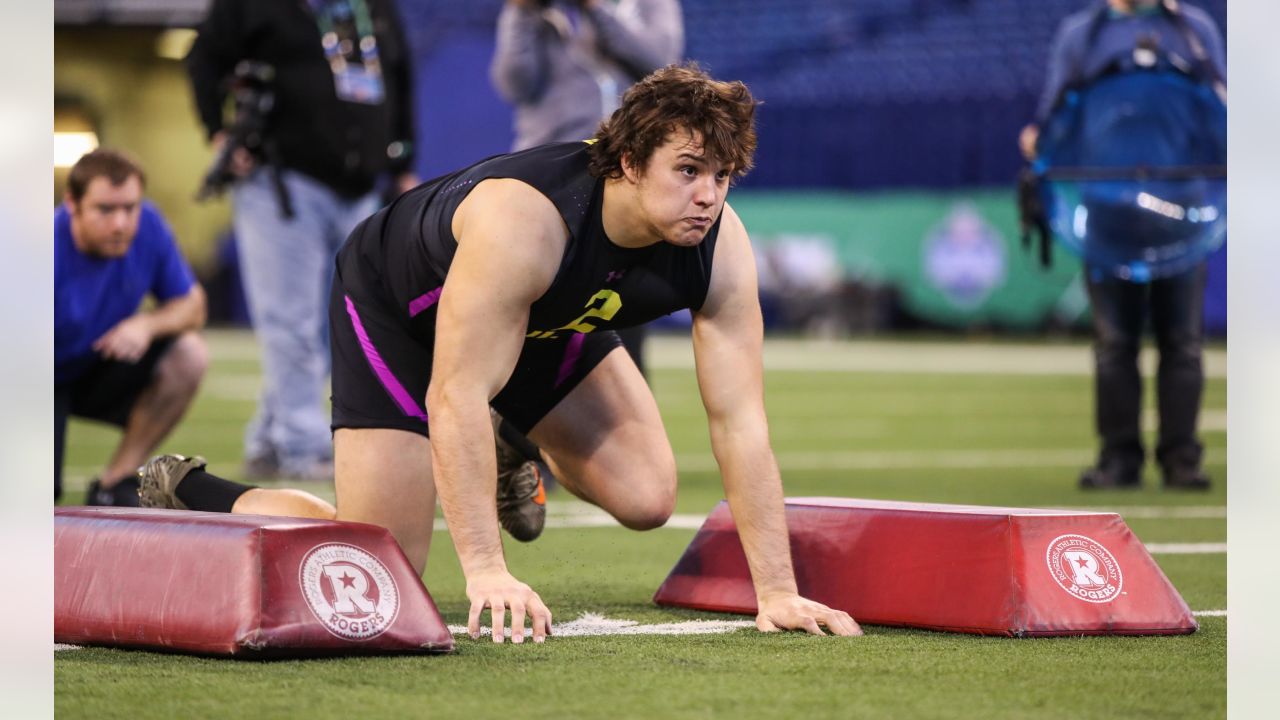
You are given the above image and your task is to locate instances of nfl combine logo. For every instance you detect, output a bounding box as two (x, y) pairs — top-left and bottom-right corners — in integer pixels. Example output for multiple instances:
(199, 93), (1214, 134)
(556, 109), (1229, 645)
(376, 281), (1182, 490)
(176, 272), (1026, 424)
(299, 543), (400, 640)
(1045, 534), (1124, 604)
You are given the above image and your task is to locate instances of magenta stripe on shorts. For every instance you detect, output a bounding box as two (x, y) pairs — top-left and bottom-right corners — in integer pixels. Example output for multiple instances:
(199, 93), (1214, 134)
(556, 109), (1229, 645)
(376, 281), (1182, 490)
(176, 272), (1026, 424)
(344, 295), (427, 422)
(554, 333), (586, 388)
(408, 286), (444, 317)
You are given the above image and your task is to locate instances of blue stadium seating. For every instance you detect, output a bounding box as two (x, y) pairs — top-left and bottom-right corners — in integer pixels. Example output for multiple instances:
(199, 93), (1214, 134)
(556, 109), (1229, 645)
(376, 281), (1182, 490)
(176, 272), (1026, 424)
(397, 0), (1226, 189)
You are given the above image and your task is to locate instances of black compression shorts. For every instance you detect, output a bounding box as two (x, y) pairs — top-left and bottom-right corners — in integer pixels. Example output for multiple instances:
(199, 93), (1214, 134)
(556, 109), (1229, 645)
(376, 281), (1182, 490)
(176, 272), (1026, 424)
(329, 269), (623, 439)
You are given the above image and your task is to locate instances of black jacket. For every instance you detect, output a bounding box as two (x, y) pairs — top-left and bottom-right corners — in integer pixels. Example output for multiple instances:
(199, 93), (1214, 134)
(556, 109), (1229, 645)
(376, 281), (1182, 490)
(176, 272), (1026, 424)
(187, 0), (416, 197)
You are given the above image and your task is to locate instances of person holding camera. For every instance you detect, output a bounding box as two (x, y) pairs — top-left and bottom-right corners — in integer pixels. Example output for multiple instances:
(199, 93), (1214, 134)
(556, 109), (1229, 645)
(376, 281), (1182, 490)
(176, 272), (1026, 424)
(56, 149), (208, 506)
(491, 0), (684, 382)
(186, 0), (420, 481)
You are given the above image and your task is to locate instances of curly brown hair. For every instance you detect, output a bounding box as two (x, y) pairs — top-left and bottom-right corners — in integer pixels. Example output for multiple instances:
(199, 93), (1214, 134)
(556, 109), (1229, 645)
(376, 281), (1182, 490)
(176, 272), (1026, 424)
(588, 63), (758, 181)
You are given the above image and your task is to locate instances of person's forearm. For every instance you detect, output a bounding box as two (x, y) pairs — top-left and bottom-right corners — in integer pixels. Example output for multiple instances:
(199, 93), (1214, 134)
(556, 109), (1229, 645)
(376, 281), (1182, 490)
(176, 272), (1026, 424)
(710, 416), (799, 600)
(142, 286), (207, 338)
(427, 386), (508, 578)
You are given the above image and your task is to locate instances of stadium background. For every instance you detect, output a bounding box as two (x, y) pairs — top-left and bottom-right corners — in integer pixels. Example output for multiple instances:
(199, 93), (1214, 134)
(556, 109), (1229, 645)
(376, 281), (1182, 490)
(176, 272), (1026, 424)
(53, 0), (1227, 337)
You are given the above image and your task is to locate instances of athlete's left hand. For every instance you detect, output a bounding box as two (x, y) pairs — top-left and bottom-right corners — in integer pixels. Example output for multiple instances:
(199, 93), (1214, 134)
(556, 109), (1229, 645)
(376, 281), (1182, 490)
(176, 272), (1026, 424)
(755, 592), (862, 636)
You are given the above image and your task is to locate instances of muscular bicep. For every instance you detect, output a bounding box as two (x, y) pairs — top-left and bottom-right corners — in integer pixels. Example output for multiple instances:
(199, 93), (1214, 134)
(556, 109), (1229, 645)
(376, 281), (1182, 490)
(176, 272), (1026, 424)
(430, 181), (565, 402)
(691, 204), (766, 425)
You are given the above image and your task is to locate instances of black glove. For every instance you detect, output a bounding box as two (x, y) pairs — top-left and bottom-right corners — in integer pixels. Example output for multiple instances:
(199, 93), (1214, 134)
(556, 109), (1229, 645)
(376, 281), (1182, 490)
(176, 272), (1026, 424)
(1017, 166), (1052, 269)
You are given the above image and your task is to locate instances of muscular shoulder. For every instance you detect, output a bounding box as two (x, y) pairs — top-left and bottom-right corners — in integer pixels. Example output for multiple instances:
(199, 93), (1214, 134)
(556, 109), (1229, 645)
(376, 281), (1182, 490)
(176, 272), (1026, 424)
(450, 178), (569, 298)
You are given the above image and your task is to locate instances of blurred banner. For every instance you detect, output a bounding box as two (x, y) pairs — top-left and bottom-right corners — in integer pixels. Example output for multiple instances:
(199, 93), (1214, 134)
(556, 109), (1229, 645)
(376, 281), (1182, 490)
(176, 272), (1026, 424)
(732, 190), (1226, 335)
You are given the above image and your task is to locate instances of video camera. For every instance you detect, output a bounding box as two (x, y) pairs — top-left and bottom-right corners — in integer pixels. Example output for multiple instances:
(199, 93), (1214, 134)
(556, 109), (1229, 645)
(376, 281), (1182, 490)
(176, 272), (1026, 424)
(196, 60), (294, 218)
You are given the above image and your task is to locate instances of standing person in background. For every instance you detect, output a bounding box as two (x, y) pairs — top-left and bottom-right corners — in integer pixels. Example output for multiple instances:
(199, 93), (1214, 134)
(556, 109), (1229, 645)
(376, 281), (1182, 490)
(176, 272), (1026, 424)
(55, 149), (208, 506)
(187, 0), (420, 482)
(1020, 0), (1225, 491)
(491, 0), (684, 380)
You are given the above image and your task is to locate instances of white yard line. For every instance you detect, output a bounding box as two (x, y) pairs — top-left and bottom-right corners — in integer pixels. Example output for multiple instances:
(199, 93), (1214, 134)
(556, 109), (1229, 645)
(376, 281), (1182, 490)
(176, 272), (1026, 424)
(1145, 542), (1227, 554)
(674, 447), (1225, 472)
(60, 446), (1225, 484)
(646, 336), (1227, 378)
(202, 329), (1226, 379)
(433, 505), (1227, 534)
(54, 606), (1228, 650)
(447, 613), (756, 638)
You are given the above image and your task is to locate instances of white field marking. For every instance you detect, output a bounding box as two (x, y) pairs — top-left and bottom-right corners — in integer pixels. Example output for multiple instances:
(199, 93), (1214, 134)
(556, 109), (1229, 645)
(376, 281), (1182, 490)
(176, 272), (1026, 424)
(675, 446), (1224, 472)
(448, 612), (755, 639)
(429, 503), (1226, 533)
(1146, 408), (1226, 432)
(1145, 542), (1227, 554)
(57, 608), (1225, 651)
(645, 336), (1227, 379)
(202, 329), (1226, 379)
(65, 445), (1222, 479)
(1081, 506), (1226, 519)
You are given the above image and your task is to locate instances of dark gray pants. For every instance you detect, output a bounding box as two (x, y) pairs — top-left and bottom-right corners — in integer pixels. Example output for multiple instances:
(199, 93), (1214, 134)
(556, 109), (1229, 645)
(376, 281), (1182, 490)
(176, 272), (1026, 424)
(1086, 264), (1206, 476)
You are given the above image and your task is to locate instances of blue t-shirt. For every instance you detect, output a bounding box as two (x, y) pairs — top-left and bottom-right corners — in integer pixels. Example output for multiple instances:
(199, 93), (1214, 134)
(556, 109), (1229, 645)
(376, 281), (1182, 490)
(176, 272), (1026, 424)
(54, 201), (195, 384)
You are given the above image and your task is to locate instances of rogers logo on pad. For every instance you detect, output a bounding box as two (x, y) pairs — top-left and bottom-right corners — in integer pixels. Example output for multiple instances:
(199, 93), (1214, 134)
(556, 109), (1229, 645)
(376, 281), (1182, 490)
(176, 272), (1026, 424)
(299, 543), (400, 640)
(1045, 534), (1124, 604)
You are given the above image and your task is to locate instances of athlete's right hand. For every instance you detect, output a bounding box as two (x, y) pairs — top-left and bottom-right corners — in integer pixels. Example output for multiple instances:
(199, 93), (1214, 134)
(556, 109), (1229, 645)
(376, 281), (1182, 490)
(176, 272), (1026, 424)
(466, 570), (552, 644)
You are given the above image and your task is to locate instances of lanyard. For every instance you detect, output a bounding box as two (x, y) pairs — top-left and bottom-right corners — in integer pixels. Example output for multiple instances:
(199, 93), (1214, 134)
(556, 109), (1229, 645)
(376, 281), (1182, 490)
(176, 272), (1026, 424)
(309, 0), (380, 78)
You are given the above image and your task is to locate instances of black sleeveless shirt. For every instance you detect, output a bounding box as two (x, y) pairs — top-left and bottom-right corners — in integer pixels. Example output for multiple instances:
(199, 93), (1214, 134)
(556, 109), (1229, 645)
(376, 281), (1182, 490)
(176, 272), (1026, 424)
(349, 142), (721, 342)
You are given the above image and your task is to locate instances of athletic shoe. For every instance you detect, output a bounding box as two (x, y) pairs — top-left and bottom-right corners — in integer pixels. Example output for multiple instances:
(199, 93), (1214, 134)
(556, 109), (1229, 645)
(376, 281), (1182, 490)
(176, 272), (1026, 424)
(137, 454), (207, 510)
(1078, 464), (1142, 490)
(497, 459), (547, 542)
(1163, 467), (1211, 491)
(84, 475), (142, 507)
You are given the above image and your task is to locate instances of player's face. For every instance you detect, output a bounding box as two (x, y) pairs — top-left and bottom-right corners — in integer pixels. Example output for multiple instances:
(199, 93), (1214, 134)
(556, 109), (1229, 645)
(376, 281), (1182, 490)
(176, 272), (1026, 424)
(632, 131), (733, 248)
(68, 175), (143, 258)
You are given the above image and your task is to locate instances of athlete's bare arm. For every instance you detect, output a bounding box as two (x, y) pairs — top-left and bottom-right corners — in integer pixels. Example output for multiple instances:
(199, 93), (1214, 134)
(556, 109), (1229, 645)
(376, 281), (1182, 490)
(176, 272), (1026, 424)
(691, 204), (862, 637)
(427, 179), (567, 644)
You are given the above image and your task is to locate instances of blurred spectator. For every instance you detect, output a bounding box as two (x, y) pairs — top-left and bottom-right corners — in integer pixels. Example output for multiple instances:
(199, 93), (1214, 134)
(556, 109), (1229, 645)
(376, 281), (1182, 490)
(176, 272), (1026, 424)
(55, 149), (209, 505)
(491, 0), (683, 376)
(1021, 0), (1225, 491)
(186, 0), (419, 481)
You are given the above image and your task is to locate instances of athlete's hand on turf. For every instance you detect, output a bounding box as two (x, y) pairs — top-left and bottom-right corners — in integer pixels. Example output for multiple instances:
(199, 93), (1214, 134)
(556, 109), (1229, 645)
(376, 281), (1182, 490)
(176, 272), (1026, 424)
(466, 570), (552, 644)
(755, 593), (862, 637)
(93, 315), (153, 363)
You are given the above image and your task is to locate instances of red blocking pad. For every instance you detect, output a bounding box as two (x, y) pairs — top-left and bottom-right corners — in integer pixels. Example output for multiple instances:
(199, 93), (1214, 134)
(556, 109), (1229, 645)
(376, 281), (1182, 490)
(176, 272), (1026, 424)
(654, 498), (1197, 637)
(55, 507), (454, 656)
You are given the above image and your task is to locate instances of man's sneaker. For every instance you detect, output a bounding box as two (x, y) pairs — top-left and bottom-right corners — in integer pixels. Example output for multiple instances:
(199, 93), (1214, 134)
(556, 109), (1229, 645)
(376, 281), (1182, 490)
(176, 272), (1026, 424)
(85, 475), (142, 507)
(137, 454), (207, 509)
(1163, 467), (1212, 491)
(497, 460), (547, 542)
(1078, 464), (1142, 490)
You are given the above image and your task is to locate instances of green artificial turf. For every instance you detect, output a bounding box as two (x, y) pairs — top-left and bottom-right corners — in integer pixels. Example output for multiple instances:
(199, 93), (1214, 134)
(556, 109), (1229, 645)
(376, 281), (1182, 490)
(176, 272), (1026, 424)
(56, 331), (1226, 719)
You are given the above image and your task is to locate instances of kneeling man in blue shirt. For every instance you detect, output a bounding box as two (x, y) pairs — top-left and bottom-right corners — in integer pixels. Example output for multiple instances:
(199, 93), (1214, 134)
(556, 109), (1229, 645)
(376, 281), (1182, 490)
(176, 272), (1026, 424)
(55, 149), (209, 505)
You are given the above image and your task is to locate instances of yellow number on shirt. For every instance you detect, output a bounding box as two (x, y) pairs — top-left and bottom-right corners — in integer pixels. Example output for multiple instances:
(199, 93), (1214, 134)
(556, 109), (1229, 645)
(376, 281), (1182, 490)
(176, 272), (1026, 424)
(527, 289), (622, 339)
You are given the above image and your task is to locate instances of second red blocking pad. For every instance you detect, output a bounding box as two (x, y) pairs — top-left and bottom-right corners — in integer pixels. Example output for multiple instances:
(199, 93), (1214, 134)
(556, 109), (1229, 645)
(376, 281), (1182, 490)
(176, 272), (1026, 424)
(654, 497), (1197, 636)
